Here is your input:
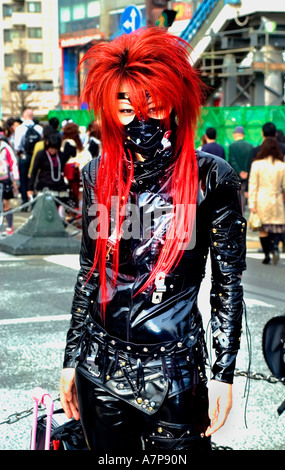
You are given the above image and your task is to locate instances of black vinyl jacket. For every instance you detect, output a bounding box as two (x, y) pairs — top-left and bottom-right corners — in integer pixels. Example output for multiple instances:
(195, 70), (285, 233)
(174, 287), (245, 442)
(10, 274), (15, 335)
(63, 149), (247, 384)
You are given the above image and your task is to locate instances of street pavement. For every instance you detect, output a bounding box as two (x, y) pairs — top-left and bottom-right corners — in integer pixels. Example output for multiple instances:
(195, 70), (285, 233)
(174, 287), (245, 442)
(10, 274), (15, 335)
(0, 202), (285, 452)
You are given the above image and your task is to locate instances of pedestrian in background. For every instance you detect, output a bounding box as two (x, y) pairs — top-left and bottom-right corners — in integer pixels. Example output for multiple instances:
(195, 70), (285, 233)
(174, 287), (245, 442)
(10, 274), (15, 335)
(59, 26), (246, 453)
(61, 122), (92, 208)
(28, 121), (60, 178)
(276, 129), (285, 146)
(248, 137), (285, 265)
(201, 127), (225, 159)
(0, 137), (19, 235)
(4, 117), (21, 150)
(83, 121), (102, 158)
(251, 122), (285, 162)
(13, 109), (42, 206)
(27, 133), (70, 220)
(228, 126), (253, 213)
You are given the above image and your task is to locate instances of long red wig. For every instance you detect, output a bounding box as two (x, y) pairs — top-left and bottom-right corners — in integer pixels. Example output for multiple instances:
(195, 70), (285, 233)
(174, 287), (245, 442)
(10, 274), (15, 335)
(79, 26), (204, 318)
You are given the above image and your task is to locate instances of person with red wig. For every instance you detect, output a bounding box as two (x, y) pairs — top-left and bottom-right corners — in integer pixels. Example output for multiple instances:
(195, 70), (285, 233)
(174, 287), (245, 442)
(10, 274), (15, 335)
(59, 27), (246, 453)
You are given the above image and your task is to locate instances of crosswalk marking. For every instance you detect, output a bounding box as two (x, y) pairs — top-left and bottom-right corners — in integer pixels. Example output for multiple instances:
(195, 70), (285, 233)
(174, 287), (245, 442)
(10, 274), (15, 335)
(0, 314), (70, 326)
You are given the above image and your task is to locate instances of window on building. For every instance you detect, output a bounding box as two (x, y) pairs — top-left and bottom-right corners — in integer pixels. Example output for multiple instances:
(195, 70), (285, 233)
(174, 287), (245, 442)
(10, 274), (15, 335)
(59, 0), (100, 34)
(60, 6), (71, 22)
(4, 29), (13, 42)
(12, 25), (26, 40)
(13, 2), (25, 13)
(29, 52), (43, 63)
(3, 4), (13, 16)
(28, 27), (42, 38)
(87, 1), (100, 17)
(27, 2), (42, 13)
(4, 53), (15, 67)
(73, 4), (85, 20)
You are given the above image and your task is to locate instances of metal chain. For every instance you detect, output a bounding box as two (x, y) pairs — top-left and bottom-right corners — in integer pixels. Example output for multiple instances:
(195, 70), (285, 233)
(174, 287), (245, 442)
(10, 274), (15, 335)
(0, 191), (82, 218)
(234, 368), (285, 384)
(0, 194), (41, 217)
(0, 396), (60, 426)
(1, 369), (284, 427)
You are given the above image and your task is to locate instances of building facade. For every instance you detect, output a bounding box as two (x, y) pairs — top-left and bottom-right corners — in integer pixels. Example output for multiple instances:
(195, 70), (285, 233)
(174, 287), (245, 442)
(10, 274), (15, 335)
(0, 1), (196, 118)
(58, 0), (147, 109)
(0, 0), (61, 119)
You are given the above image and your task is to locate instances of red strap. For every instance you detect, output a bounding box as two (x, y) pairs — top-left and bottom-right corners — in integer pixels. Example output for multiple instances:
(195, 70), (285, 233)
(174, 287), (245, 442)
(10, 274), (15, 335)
(52, 439), (60, 450)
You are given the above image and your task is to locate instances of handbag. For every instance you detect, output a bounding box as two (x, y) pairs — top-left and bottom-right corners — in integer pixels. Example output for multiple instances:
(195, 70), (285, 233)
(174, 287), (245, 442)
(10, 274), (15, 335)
(32, 408), (87, 450)
(248, 212), (262, 231)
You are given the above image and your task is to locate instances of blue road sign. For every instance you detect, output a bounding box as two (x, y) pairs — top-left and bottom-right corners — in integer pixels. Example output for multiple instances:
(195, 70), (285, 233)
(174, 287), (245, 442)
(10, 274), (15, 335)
(121, 5), (142, 34)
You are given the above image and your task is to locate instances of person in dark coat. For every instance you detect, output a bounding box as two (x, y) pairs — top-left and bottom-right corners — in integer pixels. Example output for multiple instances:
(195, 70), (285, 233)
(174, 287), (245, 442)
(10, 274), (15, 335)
(201, 127), (225, 159)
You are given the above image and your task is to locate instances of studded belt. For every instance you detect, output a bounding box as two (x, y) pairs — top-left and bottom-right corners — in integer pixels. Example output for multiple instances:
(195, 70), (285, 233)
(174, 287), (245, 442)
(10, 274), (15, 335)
(85, 320), (203, 359)
(76, 320), (207, 415)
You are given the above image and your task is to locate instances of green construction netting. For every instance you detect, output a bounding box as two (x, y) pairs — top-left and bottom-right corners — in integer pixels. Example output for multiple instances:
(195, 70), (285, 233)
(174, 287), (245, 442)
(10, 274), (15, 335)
(48, 106), (285, 160)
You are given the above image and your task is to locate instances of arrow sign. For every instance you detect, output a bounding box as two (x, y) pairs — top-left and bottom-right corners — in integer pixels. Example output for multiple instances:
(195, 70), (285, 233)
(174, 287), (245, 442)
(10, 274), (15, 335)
(121, 5), (142, 34)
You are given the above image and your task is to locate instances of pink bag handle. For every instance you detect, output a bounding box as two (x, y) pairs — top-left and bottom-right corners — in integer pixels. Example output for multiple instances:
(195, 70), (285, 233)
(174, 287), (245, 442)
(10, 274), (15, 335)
(30, 387), (54, 450)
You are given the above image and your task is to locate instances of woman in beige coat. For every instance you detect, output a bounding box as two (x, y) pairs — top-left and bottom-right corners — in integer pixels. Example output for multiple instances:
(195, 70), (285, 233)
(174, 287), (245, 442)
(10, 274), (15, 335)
(248, 137), (285, 265)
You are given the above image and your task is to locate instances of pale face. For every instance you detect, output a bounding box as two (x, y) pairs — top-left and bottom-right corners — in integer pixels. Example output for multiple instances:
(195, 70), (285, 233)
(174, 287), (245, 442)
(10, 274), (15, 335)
(116, 84), (172, 126)
(46, 147), (57, 155)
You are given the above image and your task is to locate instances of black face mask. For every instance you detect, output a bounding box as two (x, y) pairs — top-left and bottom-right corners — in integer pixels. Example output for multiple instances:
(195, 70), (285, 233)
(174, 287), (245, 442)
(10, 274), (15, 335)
(123, 112), (176, 159)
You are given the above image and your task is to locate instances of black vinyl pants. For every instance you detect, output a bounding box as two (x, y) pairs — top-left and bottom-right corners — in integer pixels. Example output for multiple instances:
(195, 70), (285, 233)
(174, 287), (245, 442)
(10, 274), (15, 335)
(75, 367), (212, 453)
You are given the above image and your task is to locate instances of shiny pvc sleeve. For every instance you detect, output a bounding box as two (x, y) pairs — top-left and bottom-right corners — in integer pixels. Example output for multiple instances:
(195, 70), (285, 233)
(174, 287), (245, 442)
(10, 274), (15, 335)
(63, 166), (99, 368)
(209, 167), (247, 384)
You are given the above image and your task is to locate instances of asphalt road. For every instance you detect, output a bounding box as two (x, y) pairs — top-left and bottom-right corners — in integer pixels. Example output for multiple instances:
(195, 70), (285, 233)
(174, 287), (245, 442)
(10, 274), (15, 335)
(0, 208), (285, 452)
